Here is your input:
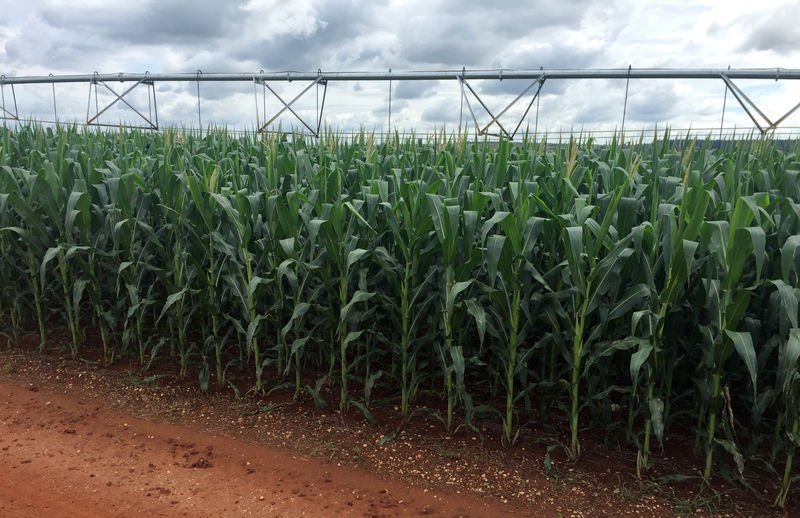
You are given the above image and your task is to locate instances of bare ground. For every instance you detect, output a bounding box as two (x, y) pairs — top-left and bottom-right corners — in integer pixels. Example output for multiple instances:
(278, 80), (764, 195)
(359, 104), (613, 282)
(0, 342), (795, 517)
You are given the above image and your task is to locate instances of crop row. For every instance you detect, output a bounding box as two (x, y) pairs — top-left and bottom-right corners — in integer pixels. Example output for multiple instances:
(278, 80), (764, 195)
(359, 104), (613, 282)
(0, 126), (798, 505)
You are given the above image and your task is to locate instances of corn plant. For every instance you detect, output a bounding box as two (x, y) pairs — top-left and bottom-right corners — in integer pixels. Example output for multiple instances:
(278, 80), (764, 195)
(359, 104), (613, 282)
(629, 142), (711, 472)
(426, 191), (478, 433)
(481, 183), (546, 442)
(374, 169), (438, 421)
(318, 198), (374, 411)
(275, 191), (323, 399)
(3, 165), (52, 350)
(697, 192), (768, 480)
(1, 125), (799, 506)
(772, 232), (800, 507)
(213, 187), (271, 391)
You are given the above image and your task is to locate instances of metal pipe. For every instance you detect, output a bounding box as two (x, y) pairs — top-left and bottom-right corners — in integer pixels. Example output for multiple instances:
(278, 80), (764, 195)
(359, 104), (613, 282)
(534, 88), (540, 141)
(151, 81), (159, 130)
(720, 74), (766, 134)
(511, 78), (545, 139)
(50, 74), (58, 123)
(257, 78), (320, 133)
(719, 81), (729, 140)
(3, 68), (800, 84)
(462, 79), (510, 137)
(317, 81), (328, 134)
(196, 70), (202, 137)
(458, 69), (464, 137)
(387, 68), (392, 134)
(480, 74), (545, 135)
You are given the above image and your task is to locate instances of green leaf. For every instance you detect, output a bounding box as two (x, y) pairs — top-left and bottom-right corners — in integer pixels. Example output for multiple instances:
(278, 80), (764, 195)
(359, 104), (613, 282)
(780, 235), (800, 282)
(630, 342), (654, 390)
(725, 330), (757, 396)
(743, 227), (766, 282)
(350, 400), (377, 425)
(64, 245), (88, 261)
(485, 234), (506, 286)
(480, 211), (510, 244)
(564, 226), (585, 292)
(340, 290), (375, 325)
(649, 397), (665, 444)
(608, 283), (650, 321)
(464, 298), (486, 346)
(344, 201), (373, 232)
(365, 370), (383, 403)
(714, 438), (744, 477)
(304, 375), (329, 410)
(450, 345), (466, 388)
(778, 329), (800, 390)
(771, 280), (799, 329)
(40, 245), (61, 289)
(446, 280), (473, 315)
(662, 239), (698, 305)
(425, 194), (446, 245)
(341, 330), (363, 352)
(72, 278), (89, 315)
(346, 248), (369, 274)
(290, 336), (310, 355)
(247, 275), (269, 301)
(64, 190), (89, 237)
(157, 288), (188, 324)
(281, 302), (312, 339)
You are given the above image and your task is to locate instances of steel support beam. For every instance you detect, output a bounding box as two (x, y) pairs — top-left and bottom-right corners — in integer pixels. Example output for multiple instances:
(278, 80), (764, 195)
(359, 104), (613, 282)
(86, 78), (158, 130)
(4, 68), (800, 84)
(0, 77), (19, 121)
(459, 74), (545, 139)
(3, 68), (800, 137)
(254, 77), (326, 136)
(720, 73), (800, 135)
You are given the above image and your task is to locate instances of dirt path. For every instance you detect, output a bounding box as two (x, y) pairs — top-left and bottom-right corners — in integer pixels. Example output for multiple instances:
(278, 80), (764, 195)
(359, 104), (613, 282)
(3, 346), (789, 518)
(0, 380), (521, 518)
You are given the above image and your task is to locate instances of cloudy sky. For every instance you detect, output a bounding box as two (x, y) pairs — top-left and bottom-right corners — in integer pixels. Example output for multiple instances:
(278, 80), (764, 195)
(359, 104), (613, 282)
(2, 0), (800, 137)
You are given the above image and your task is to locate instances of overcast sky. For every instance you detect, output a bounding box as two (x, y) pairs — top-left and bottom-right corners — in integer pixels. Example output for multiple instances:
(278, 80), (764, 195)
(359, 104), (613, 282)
(2, 0), (800, 138)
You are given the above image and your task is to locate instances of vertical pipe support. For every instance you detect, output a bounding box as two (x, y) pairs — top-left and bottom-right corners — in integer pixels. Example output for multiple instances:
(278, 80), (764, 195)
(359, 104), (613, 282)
(621, 64), (632, 144)
(388, 68), (392, 136)
(196, 69), (203, 137)
(49, 73), (58, 124)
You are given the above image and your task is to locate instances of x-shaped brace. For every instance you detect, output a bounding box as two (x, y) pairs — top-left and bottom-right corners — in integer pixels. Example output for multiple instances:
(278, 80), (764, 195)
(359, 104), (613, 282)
(254, 77), (327, 137)
(0, 78), (19, 121)
(86, 77), (158, 130)
(721, 74), (800, 135)
(459, 74), (546, 139)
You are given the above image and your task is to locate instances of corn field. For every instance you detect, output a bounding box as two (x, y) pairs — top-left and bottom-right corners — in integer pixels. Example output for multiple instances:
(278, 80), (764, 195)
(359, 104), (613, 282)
(0, 125), (798, 506)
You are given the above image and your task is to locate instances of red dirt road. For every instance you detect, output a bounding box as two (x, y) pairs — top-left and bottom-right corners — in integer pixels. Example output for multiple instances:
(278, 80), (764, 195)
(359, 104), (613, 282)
(0, 380), (519, 518)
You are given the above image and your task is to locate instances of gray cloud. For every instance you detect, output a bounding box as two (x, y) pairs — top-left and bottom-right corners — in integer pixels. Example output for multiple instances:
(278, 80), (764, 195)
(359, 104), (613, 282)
(736, 8), (800, 55)
(392, 80), (439, 100)
(470, 42), (603, 97)
(229, 0), (388, 71)
(39, 1), (247, 45)
(2, 0), (798, 133)
(422, 101), (459, 125)
(397, 0), (590, 63)
(625, 82), (681, 123)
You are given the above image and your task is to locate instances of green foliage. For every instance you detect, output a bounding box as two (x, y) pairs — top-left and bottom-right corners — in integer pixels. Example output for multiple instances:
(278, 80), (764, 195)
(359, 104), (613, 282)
(1, 125), (799, 505)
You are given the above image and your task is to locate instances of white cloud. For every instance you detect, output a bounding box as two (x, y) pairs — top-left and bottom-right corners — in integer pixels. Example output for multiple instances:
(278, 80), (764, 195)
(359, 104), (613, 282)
(2, 0), (799, 135)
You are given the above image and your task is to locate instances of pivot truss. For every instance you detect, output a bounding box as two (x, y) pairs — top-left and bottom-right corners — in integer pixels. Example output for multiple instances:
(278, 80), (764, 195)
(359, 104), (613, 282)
(2, 68), (800, 138)
(86, 72), (158, 130)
